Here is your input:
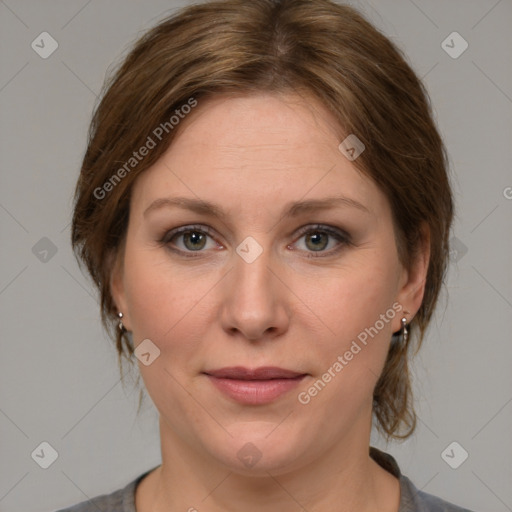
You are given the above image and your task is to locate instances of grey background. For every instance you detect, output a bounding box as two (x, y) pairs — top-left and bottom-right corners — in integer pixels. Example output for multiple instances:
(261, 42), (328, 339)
(0, 0), (511, 511)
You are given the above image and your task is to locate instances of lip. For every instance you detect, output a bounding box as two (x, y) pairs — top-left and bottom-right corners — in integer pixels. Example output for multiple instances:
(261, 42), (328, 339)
(204, 366), (307, 405)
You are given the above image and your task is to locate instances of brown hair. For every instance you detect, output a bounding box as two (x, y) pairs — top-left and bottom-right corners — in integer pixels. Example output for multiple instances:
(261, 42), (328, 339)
(71, 0), (453, 440)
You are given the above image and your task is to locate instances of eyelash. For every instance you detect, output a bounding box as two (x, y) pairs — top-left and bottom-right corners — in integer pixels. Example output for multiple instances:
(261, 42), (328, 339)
(159, 224), (352, 259)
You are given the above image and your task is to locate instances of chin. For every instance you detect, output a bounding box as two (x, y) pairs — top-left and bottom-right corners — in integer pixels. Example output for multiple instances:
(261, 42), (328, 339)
(208, 427), (311, 476)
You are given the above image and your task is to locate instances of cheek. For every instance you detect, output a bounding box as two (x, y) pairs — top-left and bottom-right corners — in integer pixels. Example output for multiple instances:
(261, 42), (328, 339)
(121, 246), (207, 419)
(122, 243), (189, 340)
(296, 251), (400, 394)
(121, 242), (219, 369)
(308, 258), (398, 343)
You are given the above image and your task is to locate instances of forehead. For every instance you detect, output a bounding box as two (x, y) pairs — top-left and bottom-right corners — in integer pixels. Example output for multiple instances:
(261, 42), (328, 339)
(130, 92), (387, 221)
(167, 92), (344, 165)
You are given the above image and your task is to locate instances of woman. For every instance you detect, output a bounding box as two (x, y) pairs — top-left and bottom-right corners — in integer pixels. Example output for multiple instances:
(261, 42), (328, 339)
(59, 0), (475, 510)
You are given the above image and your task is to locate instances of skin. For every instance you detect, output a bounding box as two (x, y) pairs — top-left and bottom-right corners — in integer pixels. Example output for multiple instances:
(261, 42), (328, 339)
(111, 92), (430, 512)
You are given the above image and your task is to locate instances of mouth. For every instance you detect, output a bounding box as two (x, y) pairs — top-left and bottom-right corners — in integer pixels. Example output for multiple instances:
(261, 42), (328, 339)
(203, 366), (308, 405)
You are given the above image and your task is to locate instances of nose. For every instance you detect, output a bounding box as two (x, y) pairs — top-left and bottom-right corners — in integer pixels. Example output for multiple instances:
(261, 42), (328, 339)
(219, 243), (291, 342)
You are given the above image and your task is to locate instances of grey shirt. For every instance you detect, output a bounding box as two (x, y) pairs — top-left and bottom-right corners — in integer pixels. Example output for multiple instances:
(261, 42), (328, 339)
(55, 447), (475, 512)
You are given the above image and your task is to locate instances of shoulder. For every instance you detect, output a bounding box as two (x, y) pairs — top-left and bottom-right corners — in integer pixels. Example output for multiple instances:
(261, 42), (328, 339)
(369, 447), (477, 512)
(400, 474), (476, 512)
(53, 469), (151, 512)
(54, 484), (129, 512)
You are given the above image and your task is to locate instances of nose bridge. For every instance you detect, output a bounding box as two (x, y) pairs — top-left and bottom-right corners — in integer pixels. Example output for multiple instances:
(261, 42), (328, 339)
(235, 242), (273, 297)
(220, 237), (288, 340)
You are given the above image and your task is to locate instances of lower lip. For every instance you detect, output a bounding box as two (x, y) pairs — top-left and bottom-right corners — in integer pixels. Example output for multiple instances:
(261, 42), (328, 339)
(206, 375), (306, 405)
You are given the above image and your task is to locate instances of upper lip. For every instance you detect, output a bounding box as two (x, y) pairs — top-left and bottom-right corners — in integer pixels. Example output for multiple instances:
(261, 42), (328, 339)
(204, 366), (306, 380)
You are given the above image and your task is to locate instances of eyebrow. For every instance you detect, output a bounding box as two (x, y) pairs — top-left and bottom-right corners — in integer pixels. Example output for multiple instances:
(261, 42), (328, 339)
(143, 195), (371, 220)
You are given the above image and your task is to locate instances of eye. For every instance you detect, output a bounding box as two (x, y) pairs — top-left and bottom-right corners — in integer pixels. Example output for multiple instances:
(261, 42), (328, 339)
(161, 225), (220, 256)
(160, 223), (351, 258)
(291, 224), (351, 257)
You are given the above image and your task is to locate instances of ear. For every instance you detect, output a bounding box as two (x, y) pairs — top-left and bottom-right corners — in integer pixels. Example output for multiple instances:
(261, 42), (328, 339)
(393, 223), (430, 331)
(109, 249), (132, 332)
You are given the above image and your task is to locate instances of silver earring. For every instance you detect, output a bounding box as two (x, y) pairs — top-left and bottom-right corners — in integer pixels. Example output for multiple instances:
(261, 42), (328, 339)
(400, 317), (409, 346)
(118, 312), (124, 331)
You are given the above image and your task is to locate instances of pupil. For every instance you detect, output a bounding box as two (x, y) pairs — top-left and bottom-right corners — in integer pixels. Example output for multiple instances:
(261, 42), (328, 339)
(185, 232), (205, 250)
(307, 232), (327, 251)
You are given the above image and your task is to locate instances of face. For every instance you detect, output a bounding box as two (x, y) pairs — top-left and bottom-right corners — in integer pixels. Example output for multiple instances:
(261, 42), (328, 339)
(112, 93), (427, 475)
